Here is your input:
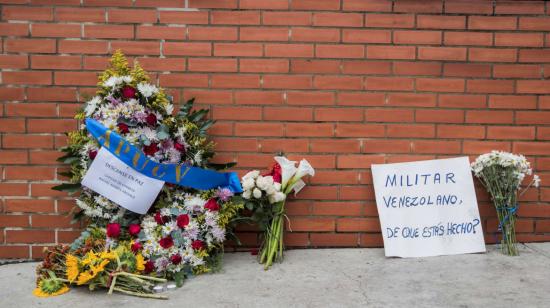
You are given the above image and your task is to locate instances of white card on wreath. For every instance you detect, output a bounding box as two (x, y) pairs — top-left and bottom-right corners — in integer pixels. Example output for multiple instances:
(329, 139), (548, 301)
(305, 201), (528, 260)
(371, 156), (486, 258)
(81, 147), (164, 214)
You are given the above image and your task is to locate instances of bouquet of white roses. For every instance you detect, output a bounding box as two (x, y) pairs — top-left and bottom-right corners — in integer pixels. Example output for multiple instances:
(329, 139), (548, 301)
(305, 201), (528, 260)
(242, 156), (314, 269)
(471, 151), (540, 255)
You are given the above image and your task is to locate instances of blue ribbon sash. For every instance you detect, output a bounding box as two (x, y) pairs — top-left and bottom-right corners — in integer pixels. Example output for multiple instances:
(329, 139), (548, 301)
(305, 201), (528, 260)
(85, 118), (242, 193)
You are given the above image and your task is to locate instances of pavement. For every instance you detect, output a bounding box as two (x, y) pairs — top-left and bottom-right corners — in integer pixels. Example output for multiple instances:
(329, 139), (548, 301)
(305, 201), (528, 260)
(1, 243), (550, 308)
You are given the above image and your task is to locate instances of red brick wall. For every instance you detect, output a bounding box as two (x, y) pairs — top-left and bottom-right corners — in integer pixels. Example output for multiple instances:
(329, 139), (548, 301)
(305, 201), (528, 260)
(1, 0), (550, 259)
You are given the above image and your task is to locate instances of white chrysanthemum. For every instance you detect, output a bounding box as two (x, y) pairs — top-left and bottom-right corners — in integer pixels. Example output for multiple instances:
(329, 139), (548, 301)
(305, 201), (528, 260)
(243, 170), (260, 181)
(103, 75), (131, 88)
(242, 178), (255, 191)
(193, 150), (203, 165)
(85, 96), (102, 117)
(137, 82), (158, 98)
(242, 189), (252, 199)
(253, 188), (262, 199)
(164, 103), (174, 115)
(141, 126), (159, 142)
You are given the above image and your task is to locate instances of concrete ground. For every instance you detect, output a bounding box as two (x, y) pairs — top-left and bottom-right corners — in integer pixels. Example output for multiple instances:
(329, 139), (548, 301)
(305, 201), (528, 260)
(1, 243), (550, 308)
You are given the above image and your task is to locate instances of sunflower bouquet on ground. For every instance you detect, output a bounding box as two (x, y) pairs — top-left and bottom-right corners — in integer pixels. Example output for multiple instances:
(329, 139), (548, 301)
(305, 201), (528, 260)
(471, 151), (541, 256)
(34, 227), (167, 299)
(241, 156), (315, 270)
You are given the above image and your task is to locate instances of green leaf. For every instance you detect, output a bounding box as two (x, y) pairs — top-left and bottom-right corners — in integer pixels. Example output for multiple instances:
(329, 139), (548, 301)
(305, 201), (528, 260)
(174, 271), (185, 288)
(52, 183), (82, 193)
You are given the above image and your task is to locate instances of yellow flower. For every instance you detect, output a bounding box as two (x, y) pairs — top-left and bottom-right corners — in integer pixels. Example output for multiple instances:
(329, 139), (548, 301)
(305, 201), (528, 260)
(32, 279), (69, 297)
(65, 254), (79, 283)
(100, 251), (117, 260)
(81, 251), (98, 266)
(76, 271), (95, 285)
(135, 254), (145, 271)
(90, 259), (110, 276)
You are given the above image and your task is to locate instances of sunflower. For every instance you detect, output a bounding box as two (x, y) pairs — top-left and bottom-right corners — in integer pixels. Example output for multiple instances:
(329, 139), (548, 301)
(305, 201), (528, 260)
(81, 251), (99, 266)
(100, 250), (117, 260)
(33, 278), (69, 297)
(135, 254), (145, 271)
(65, 254), (79, 283)
(90, 259), (110, 276)
(76, 270), (95, 285)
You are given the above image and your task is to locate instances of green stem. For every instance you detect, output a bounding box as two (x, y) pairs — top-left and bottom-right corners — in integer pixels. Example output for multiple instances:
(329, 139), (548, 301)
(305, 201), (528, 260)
(112, 287), (168, 300)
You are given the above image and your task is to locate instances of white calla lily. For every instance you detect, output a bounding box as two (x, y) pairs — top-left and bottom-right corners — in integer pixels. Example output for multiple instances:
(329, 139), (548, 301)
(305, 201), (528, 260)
(274, 156), (297, 189)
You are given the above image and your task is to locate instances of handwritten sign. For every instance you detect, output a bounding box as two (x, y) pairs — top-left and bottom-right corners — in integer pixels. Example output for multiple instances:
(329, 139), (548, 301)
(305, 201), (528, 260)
(82, 147), (165, 214)
(371, 157), (485, 258)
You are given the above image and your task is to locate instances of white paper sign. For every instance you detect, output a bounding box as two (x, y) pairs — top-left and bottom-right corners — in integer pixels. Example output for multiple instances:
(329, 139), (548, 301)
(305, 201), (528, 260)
(81, 147), (164, 214)
(371, 157), (485, 258)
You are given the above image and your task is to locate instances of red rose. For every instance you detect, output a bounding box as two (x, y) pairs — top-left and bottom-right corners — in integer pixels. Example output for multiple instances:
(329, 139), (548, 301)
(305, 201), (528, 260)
(159, 236), (174, 249)
(204, 199), (220, 212)
(264, 162), (282, 184)
(106, 223), (121, 238)
(128, 224), (141, 236)
(176, 214), (189, 229)
(144, 260), (155, 273)
(117, 122), (130, 134)
(88, 150), (98, 160)
(170, 254), (182, 265)
(145, 113), (157, 126)
(154, 212), (167, 225)
(191, 240), (205, 250)
(121, 86), (136, 99)
(174, 142), (186, 152)
(131, 241), (142, 253)
(143, 142), (159, 156)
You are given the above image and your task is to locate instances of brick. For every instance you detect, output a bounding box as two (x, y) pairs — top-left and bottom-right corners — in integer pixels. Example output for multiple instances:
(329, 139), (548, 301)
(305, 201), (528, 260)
(260, 138), (309, 152)
(387, 124), (435, 138)
(335, 123), (385, 137)
(6, 39), (55, 53)
(337, 155), (384, 168)
(214, 43), (261, 57)
(314, 76), (362, 90)
(311, 233), (358, 247)
(5, 103), (56, 117)
(235, 123), (284, 137)
(313, 12), (363, 27)
(394, 30), (441, 45)
(394, 0), (442, 13)
(437, 125), (485, 139)
(286, 123), (334, 137)
(516, 111), (550, 125)
(108, 9), (157, 23)
(111, 41), (160, 55)
(343, 0), (392, 12)
(469, 48), (517, 63)
(517, 81), (550, 94)
(241, 27), (288, 42)
(239, 0), (288, 9)
(3, 6), (52, 21)
(416, 78), (465, 93)
(6, 230), (54, 244)
(337, 92), (385, 106)
(513, 142), (550, 155)
(264, 107), (313, 122)
(366, 108), (414, 122)
(342, 29), (390, 44)
(188, 0), (237, 8)
(288, 91), (335, 105)
(58, 40), (108, 54)
(211, 11), (260, 25)
(393, 62), (441, 76)
(337, 218), (380, 232)
(487, 127), (535, 140)
(28, 118), (76, 133)
(495, 1), (545, 14)
(56, 7), (105, 22)
(416, 110), (464, 123)
(493, 65), (540, 78)
(291, 0), (340, 10)
(3, 71), (51, 85)
(519, 17), (550, 31)
(387, 93), (436, 107)
(235, 91), (283, 105)
(418, 47), (466, 61)
(469, 16), (517, 30)
(4, 166), (55, 180)
(0, 119), (25, 132)
(463, 141), (511, 154)
(291, 59), (338, 74)
(444, 63), (490, 78)
(266, 43), (313, 58)
(367, 46), (415, 60)
(0, 55), (28, 69)
(211, 74), (260, 89)
(363, 140), (410, 153)
(444, 32), (492, 46)
(466, 111), (514, 124)
(495, 33), (543, 47)
(160, 73), (208, 88)
(32, 24), (81, 38)
(137, 25), (185, 40)
(31, 55), (81, 70)
(0, 183), (28, 196)
(189, 26), (237, 41)
(366, 77), (413, 91)
(293, 27), (340, 42)
(159, 11), (208, 24)
(0, 150), (28, 164)
(263, 75), (312, 89)
(316, 45), (364, 59)
(188, 58), (237, 72)
(342, 61), (391, 75)
(0, 23), (29, 36)
(262, 12), (311, 26)
(489, 95), (537, 109)
(366, 14), (414, 28)
(4, 199), (54, 213)
(314, 108), (364, 122)
(27, 87), (76, 101)
(164, 42), (211, 56)
(519, 50), (550, 63)
(445, 0), (493, 14)
(467, 80), (514, 94)
(417, 15), (465, 29)
(136, 57), (186, 72)
(55, 71), (97, 86)
(413, 140), (461, 154)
